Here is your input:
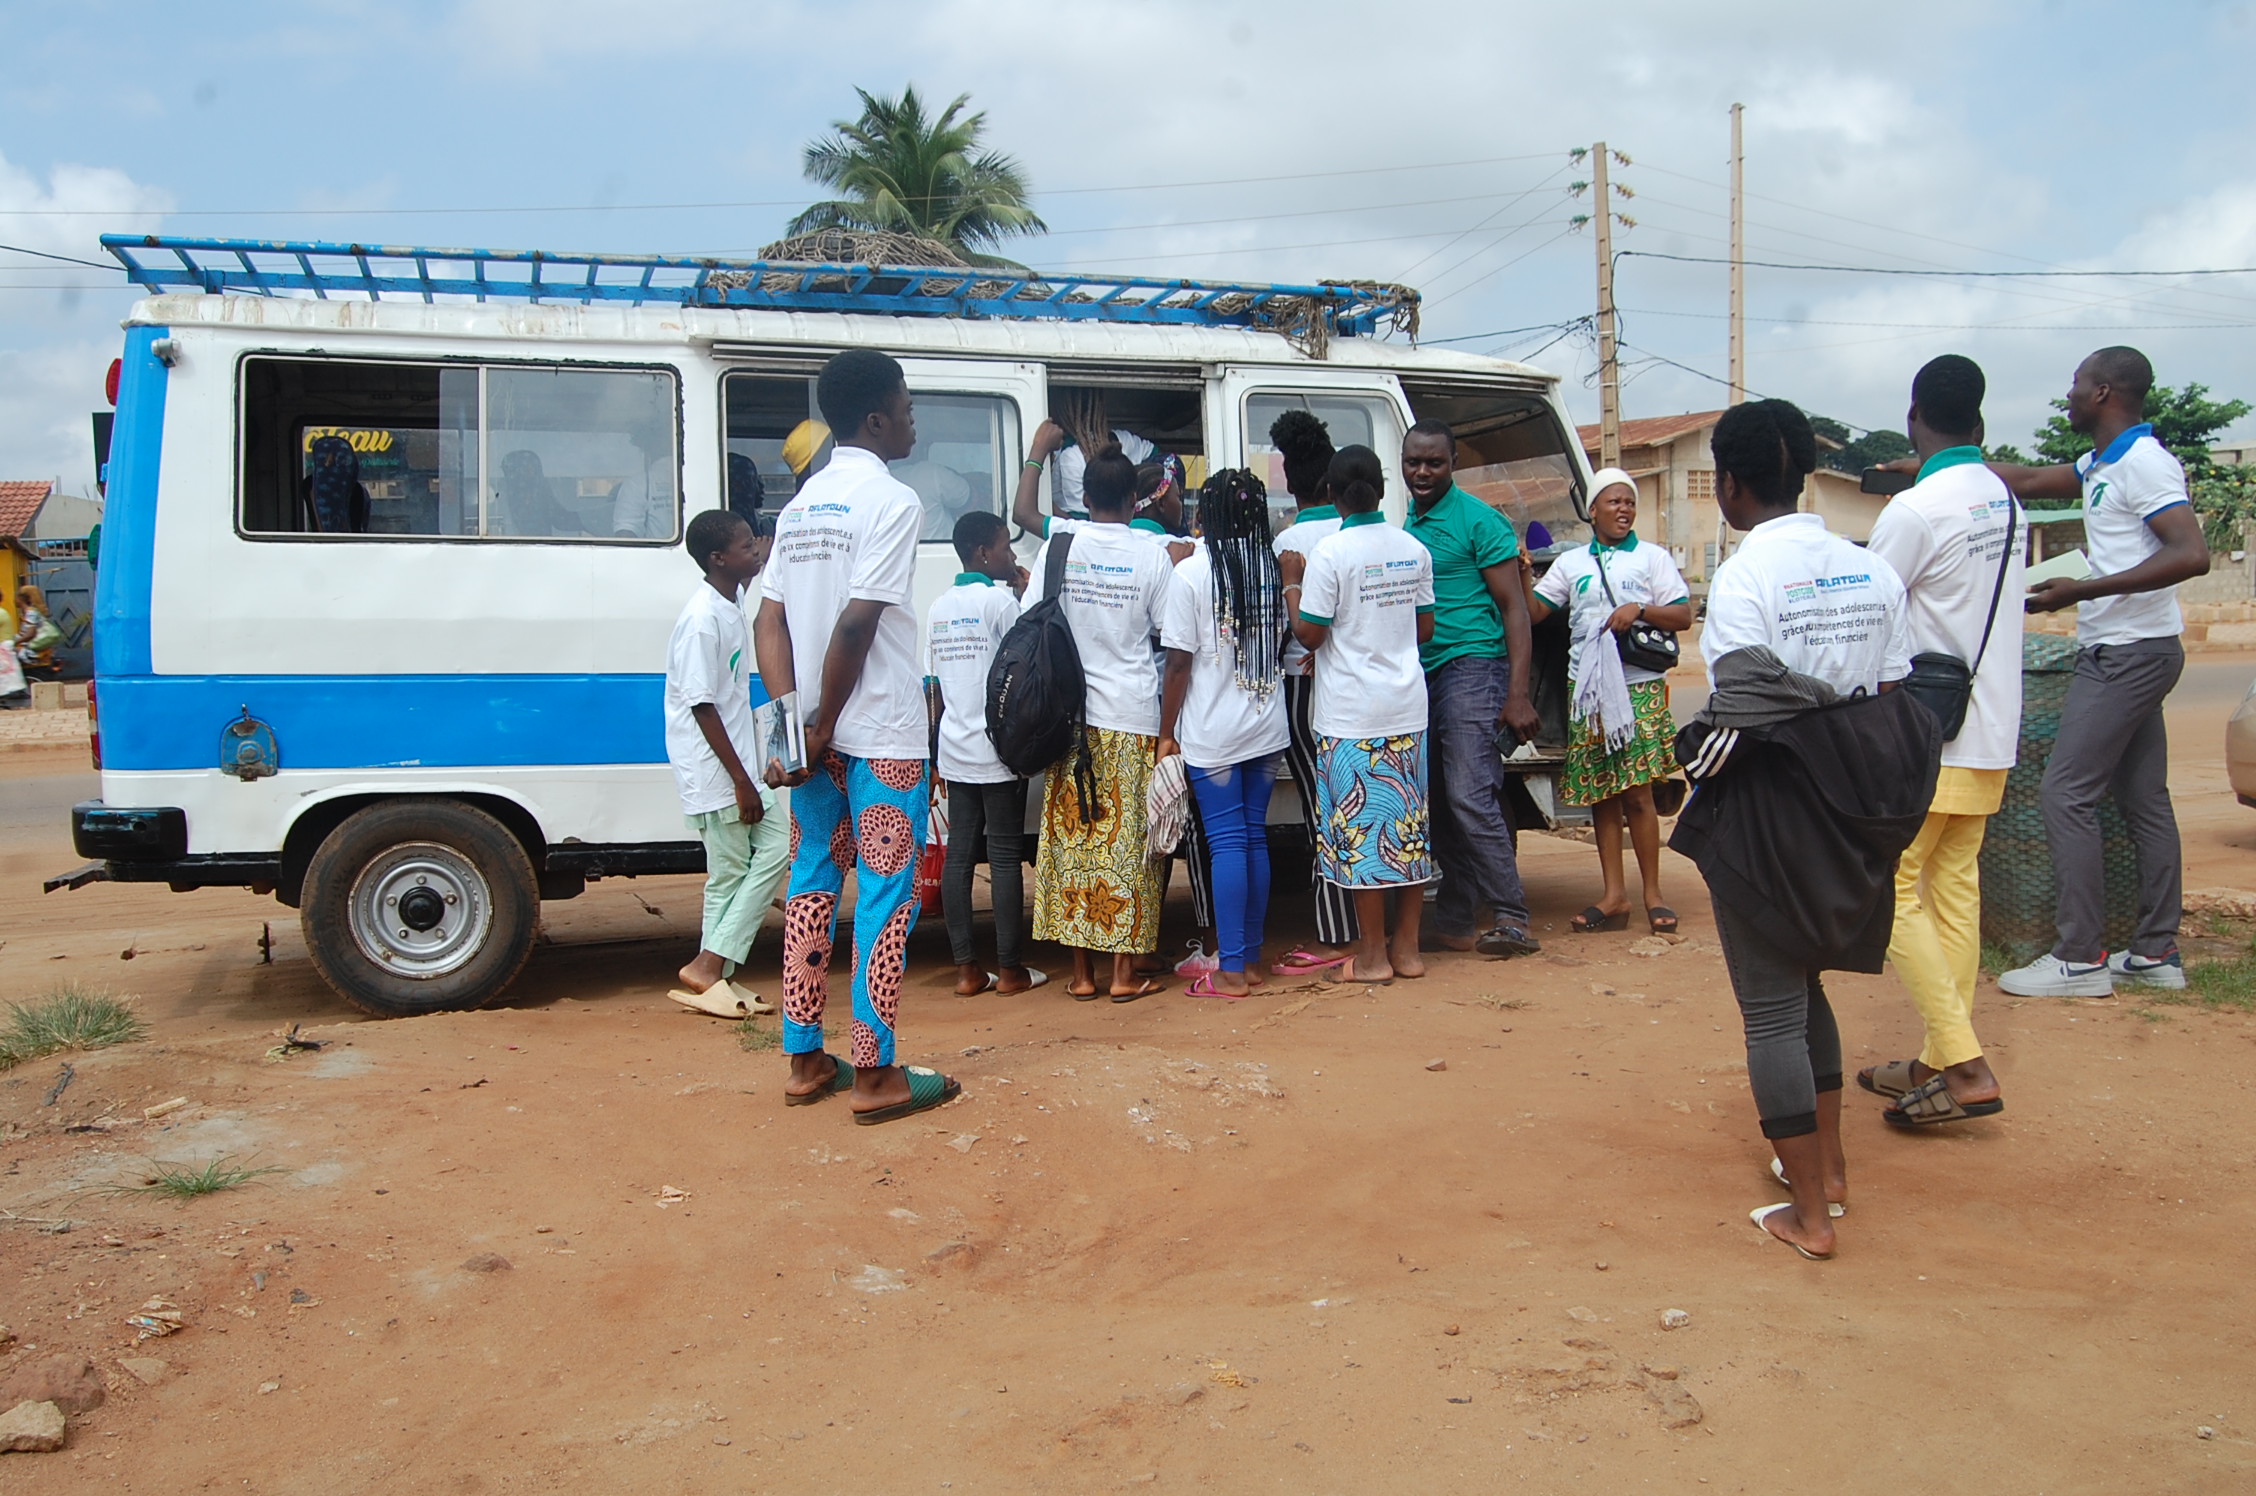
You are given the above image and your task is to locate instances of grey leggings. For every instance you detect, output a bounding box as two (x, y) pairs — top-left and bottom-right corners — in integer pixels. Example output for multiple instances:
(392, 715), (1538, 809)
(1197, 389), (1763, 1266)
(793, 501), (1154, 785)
(1712, 897), (1842, 1140)
(943, 779), (1028, 970)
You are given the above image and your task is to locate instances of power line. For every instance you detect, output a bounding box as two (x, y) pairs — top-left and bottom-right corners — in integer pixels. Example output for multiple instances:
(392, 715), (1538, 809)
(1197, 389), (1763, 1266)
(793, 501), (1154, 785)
(1619, 249), (2256, 280)
(1620, 305), (2256, 332)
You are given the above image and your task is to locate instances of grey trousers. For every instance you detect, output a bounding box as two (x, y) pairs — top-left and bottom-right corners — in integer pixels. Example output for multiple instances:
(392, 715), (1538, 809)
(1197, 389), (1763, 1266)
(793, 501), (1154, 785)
(1712, 897), (1842, 1140)
(1427, 655), (1531, 937)
(2042, 636), (2185, 962)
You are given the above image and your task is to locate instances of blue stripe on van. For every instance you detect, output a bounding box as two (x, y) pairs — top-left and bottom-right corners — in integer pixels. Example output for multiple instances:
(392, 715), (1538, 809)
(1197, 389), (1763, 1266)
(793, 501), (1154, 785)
(100, 673), (695, 771)
(96, 326), (170, 677)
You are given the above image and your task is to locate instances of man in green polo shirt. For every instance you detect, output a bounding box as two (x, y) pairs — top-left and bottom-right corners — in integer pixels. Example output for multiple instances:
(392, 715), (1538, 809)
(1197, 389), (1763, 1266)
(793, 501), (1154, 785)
(1404, 419), (1544, 957)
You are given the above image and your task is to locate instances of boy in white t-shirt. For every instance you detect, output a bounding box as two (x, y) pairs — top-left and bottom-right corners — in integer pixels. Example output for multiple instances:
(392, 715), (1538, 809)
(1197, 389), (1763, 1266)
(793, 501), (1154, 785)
(925, 510), (1045, 998)
(1987, 347), (2211, 998)
(753, 349), (959, 1125)
(1282, 444), (1437, 985)
(665, 509), (787, 1018)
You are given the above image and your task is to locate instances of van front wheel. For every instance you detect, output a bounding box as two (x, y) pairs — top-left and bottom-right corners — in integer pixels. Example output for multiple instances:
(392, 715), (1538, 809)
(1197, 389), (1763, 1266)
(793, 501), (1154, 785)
(300, 799), (539, 1017)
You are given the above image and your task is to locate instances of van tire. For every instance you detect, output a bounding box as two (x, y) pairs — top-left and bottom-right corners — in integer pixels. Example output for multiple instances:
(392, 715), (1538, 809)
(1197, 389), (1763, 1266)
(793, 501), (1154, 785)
(300, 798), (539, 1018)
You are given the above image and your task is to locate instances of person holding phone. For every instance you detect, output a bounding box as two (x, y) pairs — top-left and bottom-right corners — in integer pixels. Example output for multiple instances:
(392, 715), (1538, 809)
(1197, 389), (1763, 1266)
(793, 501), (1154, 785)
(1527, 468), (1691, 935)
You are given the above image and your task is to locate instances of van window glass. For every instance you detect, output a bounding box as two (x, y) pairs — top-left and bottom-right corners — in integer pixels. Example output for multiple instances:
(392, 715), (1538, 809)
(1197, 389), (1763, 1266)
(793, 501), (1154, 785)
(1403, 384), (1587, 553)
(1242, 391), (1403, 534)
(485, 367), (678, 540)
(239, 356), (678, 542)
(895, 393), (1016, 542)
(721, 373), (828, 521)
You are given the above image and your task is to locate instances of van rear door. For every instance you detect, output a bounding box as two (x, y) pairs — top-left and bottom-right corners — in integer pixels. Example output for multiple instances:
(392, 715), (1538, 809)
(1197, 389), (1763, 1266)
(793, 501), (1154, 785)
(1213, 367), (1410, 525)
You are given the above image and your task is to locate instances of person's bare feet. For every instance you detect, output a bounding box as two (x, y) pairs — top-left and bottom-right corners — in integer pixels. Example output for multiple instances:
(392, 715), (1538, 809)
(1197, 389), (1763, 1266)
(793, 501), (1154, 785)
(1346, 957), (1395, 983)
(994, 966), (1040, 995)
(851, 1063), (912, 1114)
(1210, 969), (1253, 996)
(1422, 931), (1477, 953)
(1903, 1056), (2002, 1106)
(953, 962), (994, 996)
(784, 1050), (843, 1100)
(1389, 943), (1427, 978)
(677, 951), (726, 994)
(1757, 1202), (1836, 1259)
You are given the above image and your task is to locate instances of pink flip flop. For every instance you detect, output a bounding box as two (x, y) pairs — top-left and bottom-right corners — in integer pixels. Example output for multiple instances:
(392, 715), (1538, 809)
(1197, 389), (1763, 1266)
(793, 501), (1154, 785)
(1185, 973), (1244, 1000)
(1269, 948), (1350, 977)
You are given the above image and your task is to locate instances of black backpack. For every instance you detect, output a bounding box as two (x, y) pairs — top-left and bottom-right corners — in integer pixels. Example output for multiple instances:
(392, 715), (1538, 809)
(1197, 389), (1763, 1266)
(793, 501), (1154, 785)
(986, 532), (1103, 819)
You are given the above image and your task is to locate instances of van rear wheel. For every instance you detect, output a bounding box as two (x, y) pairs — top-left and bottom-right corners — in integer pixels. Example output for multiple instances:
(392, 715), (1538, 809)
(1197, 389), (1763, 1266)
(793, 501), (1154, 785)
(300, 799), (539, 1017)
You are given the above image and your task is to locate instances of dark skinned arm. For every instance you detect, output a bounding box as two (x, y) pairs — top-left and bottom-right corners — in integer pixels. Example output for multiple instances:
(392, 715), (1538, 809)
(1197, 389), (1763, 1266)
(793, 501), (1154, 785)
(689, 702), (762, 823)
(1417, 610), (1436, 646)
(805, 598), (889, 770)
(1156, 648), (1193, 761)
(1011, 419), (1067, 537)
(751, 597), (803, 787)
(2027, 503), (2209, 613)
(1482, 560), (1541, 739)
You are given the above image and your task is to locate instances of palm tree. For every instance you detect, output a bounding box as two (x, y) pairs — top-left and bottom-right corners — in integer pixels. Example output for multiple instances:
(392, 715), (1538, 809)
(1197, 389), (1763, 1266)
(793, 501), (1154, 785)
(786, 87), (1046, 266)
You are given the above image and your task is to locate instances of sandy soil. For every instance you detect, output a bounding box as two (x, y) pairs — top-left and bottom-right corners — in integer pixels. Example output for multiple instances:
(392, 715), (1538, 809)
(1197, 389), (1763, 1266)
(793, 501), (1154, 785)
(1, 664), (2253, 1493)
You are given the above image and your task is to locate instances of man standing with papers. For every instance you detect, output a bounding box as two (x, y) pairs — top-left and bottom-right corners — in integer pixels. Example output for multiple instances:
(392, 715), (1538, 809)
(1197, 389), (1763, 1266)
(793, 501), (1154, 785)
(1987, 347), (2210, 997)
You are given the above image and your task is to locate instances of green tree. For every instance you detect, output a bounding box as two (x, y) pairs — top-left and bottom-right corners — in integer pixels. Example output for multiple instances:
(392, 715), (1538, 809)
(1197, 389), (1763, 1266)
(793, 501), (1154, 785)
(2028, 381), (2250, 476)
(1809, 415), (1913, 473)
(787, 87), (1046, 265)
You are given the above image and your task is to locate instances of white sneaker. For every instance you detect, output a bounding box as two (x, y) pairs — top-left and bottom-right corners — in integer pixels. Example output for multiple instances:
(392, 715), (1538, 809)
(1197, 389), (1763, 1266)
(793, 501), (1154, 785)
(1997, 952), (2114, 997)
(2107, 949), (2188, 990)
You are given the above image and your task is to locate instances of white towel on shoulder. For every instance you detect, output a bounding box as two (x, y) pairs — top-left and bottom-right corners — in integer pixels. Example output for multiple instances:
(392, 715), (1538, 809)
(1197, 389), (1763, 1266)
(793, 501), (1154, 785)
(1571, 608), (1638, 754)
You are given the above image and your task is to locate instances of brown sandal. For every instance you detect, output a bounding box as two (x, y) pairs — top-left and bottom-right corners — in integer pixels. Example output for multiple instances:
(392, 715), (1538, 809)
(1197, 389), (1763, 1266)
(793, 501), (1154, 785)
(1856, 1057), (1922, 1099)
(1883, 1074), (2004, 1127)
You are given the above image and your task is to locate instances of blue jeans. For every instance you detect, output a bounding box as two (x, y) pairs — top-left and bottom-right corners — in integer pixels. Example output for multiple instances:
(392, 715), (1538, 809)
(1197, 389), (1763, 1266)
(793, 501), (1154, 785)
(1426, 655), (1529, 936)
(1187, 756), (1280, 973)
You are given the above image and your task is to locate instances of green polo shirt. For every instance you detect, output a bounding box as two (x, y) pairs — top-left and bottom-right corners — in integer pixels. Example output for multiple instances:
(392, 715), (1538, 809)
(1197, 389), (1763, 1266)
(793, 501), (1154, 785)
(1404, 482), (1521, 672)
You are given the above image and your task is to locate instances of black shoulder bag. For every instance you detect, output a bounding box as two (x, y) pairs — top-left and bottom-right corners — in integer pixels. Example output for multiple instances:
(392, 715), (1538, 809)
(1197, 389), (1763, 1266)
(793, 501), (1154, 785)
(1594, 547), (1681, 675)
(1898, 498), (2017, 744)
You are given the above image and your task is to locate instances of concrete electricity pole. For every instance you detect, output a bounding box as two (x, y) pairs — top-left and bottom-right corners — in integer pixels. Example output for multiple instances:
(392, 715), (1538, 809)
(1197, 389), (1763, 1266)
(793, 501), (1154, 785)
(1593, 141), (1620, 469)
(1728, 103), (1746, 406)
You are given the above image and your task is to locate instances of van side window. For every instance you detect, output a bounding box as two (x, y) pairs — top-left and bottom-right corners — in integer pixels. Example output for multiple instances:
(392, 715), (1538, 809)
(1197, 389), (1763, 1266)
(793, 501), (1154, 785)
(1243, 391), (1402, 533)
(722, 373), (1016, 541)
(240, 356), (680, 542)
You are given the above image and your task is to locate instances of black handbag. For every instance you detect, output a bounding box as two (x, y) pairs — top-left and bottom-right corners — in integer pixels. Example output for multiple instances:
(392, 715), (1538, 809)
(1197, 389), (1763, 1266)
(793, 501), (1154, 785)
(1594, 548), (1680, 675)
(1898, 497), (2017, 744)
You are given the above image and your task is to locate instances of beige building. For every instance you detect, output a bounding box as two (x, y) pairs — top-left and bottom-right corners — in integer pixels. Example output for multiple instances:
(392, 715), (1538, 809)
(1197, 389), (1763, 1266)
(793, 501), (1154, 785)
(1577, 413), (1877, 584)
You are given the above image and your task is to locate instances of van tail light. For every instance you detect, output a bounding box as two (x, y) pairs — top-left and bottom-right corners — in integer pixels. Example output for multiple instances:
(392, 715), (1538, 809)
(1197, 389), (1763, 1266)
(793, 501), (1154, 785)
(87, 680), (101, 771)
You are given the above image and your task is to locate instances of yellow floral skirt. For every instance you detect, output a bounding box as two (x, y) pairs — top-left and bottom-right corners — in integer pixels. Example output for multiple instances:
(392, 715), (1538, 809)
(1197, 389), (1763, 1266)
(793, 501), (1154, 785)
(1032, 727), (1162, 953)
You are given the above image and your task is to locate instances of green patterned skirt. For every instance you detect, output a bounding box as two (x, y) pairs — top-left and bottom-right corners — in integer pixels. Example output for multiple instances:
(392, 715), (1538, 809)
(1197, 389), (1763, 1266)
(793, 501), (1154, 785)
(1561, 678), (1677, 806)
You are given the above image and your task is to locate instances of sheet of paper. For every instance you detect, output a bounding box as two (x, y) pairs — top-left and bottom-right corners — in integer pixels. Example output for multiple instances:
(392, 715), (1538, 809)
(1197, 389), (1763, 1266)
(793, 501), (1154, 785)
(2024, 547), (2091, 586)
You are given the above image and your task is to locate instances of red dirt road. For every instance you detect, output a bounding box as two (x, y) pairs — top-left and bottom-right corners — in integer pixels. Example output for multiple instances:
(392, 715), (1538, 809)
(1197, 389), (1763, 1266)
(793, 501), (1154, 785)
(1, 660), (2253, 1492)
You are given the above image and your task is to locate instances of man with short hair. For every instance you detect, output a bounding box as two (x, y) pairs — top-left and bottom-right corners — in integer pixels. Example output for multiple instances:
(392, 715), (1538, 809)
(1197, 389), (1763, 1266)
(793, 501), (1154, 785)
(1990, 346), (2209, 997)
(754, 348), (960, 1123)
(1860, 355), (2021, 1125)
(1402, 419), (1545, 957)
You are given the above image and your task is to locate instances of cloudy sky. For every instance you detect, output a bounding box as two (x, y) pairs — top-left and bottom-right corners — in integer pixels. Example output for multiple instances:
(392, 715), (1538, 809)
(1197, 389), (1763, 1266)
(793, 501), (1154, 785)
(6, 0), (2256, 494)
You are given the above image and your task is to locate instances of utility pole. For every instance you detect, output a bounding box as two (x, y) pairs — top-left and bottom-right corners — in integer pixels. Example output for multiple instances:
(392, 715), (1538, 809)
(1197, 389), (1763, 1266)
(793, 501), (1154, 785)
(1593, 140), (1620, 469)
(1728, 103), (1746, 405)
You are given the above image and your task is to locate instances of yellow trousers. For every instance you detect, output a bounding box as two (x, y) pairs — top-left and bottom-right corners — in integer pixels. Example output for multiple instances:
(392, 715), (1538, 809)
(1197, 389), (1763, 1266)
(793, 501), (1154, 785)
(1886, 769), (2003, 1070)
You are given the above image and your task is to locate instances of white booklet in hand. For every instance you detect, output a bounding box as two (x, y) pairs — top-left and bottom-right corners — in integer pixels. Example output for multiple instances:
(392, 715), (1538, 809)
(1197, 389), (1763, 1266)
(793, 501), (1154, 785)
(752, 690), (806, 778)
(2024, 547), (2091, 587)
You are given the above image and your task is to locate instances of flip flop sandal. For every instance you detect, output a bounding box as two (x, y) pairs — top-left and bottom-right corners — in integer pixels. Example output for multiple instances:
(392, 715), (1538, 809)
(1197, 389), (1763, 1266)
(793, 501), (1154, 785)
(1184, 973), (1243, 1001)
(667, 979), (775, 1019)
(1070, 984), (1104, 1002)
(852, 1066), (962, 1126)
(1750, 1202), (1834, 1261)
(1883, 1074), (2004, 1127)
(1856, 1057), (1922, 1099)
(783, 1053), (854, 1107)
(1770, 1156), (1846, 1218)
(1646, 906), (1679, 936)
(1111, 979), (1166, 1004)
(1270, 948), (1351, 976)
(997, 967), (1050, 992)
(1571, 906), (1629, 933)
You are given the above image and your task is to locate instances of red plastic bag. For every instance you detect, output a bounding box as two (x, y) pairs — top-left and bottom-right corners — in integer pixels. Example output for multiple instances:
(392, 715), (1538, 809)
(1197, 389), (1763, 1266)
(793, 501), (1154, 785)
(915, 797), (948, 916)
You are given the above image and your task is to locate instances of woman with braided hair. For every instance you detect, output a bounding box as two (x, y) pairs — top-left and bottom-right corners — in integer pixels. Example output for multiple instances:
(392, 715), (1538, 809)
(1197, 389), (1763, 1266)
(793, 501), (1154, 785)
(1158, 469), (1291, 998)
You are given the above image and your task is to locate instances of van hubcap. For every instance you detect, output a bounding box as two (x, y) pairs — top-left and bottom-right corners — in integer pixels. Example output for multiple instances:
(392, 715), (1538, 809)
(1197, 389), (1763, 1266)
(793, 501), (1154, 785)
(348, 842), (492, 978)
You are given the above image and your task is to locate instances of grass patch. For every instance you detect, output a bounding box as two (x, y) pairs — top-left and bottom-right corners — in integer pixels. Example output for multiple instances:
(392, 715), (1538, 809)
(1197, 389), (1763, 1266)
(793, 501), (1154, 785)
(0, 985), (147, 1069)
(736, 1018), (780, 1052)
(110, 1157), (284, 1201)
(2175, 945), (2256, 1012)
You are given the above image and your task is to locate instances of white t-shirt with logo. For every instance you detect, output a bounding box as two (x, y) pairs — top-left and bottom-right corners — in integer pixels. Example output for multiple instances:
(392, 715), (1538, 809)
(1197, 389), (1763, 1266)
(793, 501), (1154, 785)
(1865, 452), (2025, 769)
(1532, 536), (1690, 687)
(1160, 551), (1291, 770)
(1701, 512), (1913, 696)
(1299, 515), (1435, 739)
(1049, 430), (1156, 518)
(1025, 521), (1175, 737)
(1273, 507), (1344, 677)
(664, 581), (760, 815)
(2074, 426), (2190, 647)
(757, 444), (927, 761)
(924, 576), (1021, 784)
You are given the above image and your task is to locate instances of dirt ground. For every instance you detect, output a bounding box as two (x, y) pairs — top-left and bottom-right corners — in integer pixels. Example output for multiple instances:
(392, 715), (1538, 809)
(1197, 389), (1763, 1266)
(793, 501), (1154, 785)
(2, 661), (2254, 1493)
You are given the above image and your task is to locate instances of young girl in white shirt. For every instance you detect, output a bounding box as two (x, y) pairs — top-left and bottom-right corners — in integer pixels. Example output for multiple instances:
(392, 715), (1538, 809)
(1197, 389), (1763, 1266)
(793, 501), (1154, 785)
(1158, 470), (1291, 998)
(1528, 469), (1692, 935)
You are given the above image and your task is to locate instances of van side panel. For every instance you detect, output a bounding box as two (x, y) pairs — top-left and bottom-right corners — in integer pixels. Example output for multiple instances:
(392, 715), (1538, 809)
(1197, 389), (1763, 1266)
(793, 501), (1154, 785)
(95, 325), (170, 677)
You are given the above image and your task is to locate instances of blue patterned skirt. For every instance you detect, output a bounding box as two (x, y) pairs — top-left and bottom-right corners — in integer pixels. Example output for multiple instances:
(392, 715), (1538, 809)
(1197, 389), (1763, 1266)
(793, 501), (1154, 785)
(1314, 731), (1435, 888)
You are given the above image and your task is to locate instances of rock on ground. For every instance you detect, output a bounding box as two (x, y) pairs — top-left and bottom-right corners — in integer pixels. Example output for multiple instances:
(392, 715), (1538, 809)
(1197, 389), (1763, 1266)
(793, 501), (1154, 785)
(0, 1401), (66, 1454)
(0, 1357), (103, 1416)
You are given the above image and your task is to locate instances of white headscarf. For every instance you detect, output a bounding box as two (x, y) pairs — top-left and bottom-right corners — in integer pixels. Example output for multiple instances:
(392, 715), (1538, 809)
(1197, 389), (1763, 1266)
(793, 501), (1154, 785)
(1587, 467), (1639, 505)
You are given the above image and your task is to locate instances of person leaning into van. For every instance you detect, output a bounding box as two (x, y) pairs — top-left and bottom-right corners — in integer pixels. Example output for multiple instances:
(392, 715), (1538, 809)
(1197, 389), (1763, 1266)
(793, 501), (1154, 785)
(1157, 469), (1292, 999)
(664, 509), (787, 1020)
(753, 349), (960, 1125)
(1526, 467), (1691, 936)
(1024, 443), (1178, 1002)
(1860, 355), (2023, 1128)
(1669, 400), (1932, 1262)
(1282, 445), (1438, 984)
(925, 510), (1047, 997)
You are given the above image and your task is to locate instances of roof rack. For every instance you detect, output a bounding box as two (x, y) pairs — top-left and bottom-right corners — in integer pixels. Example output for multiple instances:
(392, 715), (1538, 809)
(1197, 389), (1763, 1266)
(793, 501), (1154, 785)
(102, 235), (1419, 356)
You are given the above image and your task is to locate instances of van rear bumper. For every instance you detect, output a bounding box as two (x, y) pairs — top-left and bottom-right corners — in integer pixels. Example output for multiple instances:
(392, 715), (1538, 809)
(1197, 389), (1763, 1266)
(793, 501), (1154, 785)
(72, 800), (187, 861)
